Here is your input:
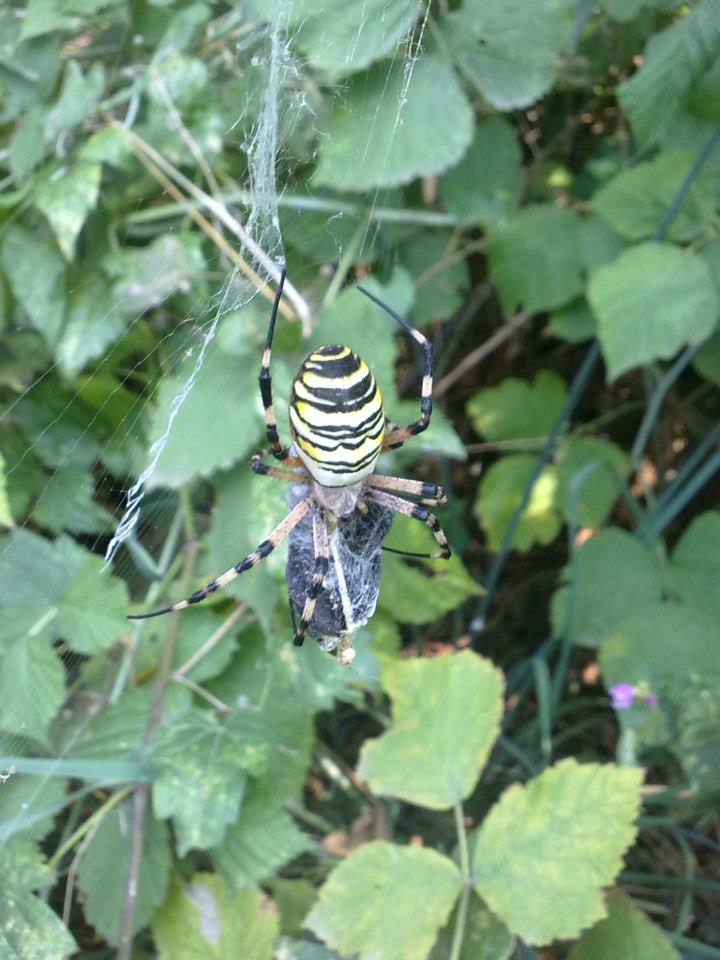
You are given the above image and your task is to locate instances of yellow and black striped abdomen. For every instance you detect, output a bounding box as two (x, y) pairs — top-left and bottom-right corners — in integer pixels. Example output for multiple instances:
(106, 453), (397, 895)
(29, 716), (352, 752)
(289, 345), (384, 487)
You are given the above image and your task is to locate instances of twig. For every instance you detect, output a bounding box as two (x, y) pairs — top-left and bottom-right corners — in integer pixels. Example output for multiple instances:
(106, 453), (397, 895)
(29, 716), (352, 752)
(435, 310), (531, 396)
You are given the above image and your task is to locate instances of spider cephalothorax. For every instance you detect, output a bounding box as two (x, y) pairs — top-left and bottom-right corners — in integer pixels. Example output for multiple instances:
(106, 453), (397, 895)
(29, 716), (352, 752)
(129, 269), (450, 661)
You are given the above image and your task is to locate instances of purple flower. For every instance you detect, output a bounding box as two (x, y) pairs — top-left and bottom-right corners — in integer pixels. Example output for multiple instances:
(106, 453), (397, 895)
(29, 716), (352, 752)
(609, 683), (635, 710)
(644, 693), (658, 707)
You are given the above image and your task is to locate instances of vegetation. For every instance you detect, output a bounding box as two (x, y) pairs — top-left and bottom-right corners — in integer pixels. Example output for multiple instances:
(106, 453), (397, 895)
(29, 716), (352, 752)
(1, 0), (720, 958)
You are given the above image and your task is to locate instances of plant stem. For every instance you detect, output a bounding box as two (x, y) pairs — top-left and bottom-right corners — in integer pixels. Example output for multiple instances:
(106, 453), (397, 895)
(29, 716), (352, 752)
(48, 786), (133, 870)
(449, 802), (471, 960)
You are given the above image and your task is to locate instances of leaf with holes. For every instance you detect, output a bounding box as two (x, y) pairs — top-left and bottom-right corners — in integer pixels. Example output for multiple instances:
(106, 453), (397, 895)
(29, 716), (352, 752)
(306, 841), (462, 960)
(588, 242), (719, 381)
(472, 759), (643, 944)
(358, 651), (503, 808)
(314, 56), (473, 191)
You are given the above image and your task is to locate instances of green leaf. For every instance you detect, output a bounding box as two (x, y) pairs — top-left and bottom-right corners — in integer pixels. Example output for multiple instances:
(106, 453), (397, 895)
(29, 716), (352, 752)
(442, 0), (573, 109)
(314, 55), (474, 191)
(151, 707), (269, 855)
(45, 61), (106, 139)
(688, 55), (720, 120)
(284, 0), (421, 74)
(147, 348), (261, 489)
(675, 681), (720, 793)
(0, 635), (65, 743)
(551, 529), (663, 648)
(588, 242), (719, 381)
(20, 0), (83, 38)
(617, 0), (720, 149)
(670, 511), (720, 621)
(109, 234), (202, 315)
(8, 104), (47, 180)
(76, 798), (171, 946)
(598, 0), (658, 21)
(554, 437), (628, 527)
(694, 330), (720, 385)
(548, 299), (596, 343)
(474, 454), (562, 552)
(58, 556), (129, 654)
(379, 515), (481, 625)
(34, 161), (102, 260)
(0, 774), (67, 844)
(599, 602), (720, 690)
(152, 873), (278, 960)
(55, 277), (129, 379)
(358, 651), (503, 809)
(472, 759), (643, 945)
(466, 371), (567, 443)
(431, 893), (514, 960)
(1, 226), (66, 346)
(592, 151), (717, 243)
(31, 465), (114, 534)
(212, 782), (310, 890)
(438, 116), (523, 227)
(399, 232), (470, 324)
(569, 889), (681, 960)
(268, 878), (318, 939)
(0, 853), (77, 960)
(0, 454), (13, 528)
(485, 206), (585, 314)
(306, 841), (462, 960)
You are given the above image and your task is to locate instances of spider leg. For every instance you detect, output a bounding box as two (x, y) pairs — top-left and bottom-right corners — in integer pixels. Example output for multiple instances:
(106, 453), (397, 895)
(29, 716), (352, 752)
(365, 488), (451, 559)
(128, 498), (311, 620)
(259, 267), (294, 463)
(292, 506), (329, 647)
(367, 473), (447, 506)
(356, 285), (433, 450)
(251, 453), (308, 482)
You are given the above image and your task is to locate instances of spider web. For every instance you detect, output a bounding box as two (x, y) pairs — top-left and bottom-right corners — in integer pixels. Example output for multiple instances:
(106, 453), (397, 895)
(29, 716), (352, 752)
(0, 0), (434, 901)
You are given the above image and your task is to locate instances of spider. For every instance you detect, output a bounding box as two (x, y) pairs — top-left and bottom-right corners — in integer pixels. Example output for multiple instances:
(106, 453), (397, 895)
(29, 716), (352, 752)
(129, 270), (451, 660)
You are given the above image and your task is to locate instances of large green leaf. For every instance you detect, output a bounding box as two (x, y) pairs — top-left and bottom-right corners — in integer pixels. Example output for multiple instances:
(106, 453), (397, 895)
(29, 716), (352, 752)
(442, 0), (573, 110)
(152, 873), (278, 960)
(430, 893), (514, 960)
(0, 635), (65, 743)
(599, 602), (720, 691)
(58, 555), (129, 654)
(306, 841), (462, 960)
(592, 151), (717, 243)
(588, 242), (719, 381)
(474, 455), (562, 552)
(554, 437), (628, 528)
(76, 798), (171, 946)
(438, 116), (523, 227)
(0, 867), (76, 960)
(358, 651), (503, 809)
(670, 511), (720, 621)
(31, 465), (114, 534)
(472, 759), (643, 945)
(466, 371), (567, 444)
(1, 225), (66, 346)
(34, 161), (102, 260)
(617, 0), (720, 149)
(212, 782), (310, 890)
(485, 206), (585, 314)
(147, 347), (262, 488)
(152, 707), (269, 855)
(283, 0), (421, 74)
(569, 889), (680, 960)
(551, 529), (663, 648)
(55, 277), (129, 379)
(314, 56), (474, 191)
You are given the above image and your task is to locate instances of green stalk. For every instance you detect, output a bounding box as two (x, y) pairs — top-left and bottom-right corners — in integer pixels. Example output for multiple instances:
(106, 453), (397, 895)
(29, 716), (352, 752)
(449, 803), (471, 960)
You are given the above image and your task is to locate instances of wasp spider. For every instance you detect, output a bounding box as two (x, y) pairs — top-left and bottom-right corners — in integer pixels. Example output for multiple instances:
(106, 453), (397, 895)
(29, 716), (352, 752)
(129, 270), (451, 656)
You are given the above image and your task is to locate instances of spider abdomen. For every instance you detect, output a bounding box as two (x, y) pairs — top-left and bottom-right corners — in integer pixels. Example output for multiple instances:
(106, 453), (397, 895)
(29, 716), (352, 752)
(289, 344), (384, 487)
